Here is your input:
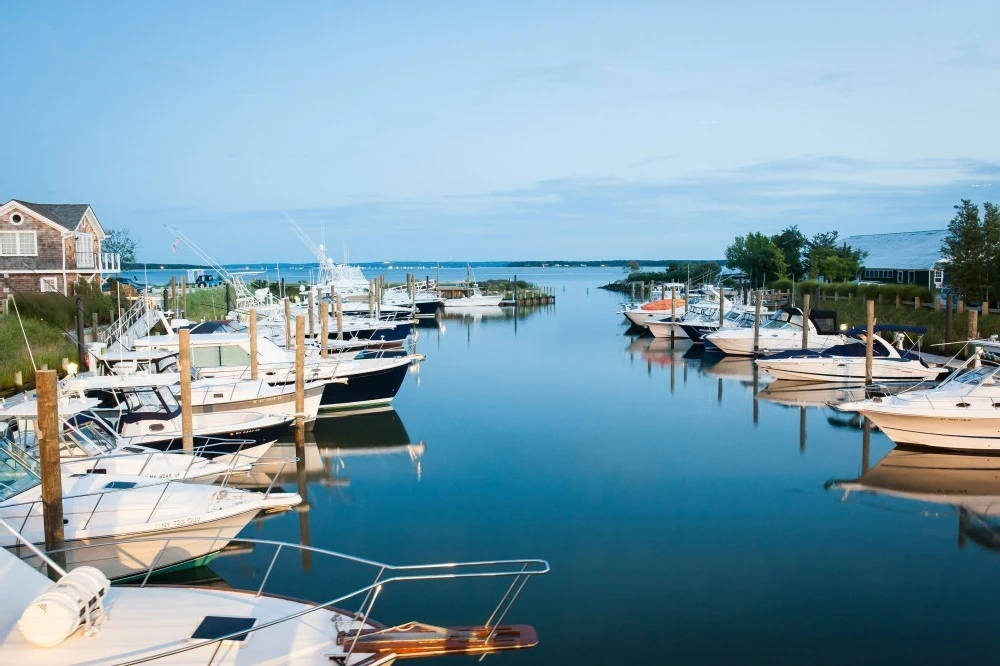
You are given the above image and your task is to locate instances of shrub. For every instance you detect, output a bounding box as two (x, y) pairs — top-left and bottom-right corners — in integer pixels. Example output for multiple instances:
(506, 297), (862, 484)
(769, 278), (793, 291)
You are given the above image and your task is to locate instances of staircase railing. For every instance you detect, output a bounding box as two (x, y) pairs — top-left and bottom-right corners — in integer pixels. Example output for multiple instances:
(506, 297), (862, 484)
(102, 296), (160, 352)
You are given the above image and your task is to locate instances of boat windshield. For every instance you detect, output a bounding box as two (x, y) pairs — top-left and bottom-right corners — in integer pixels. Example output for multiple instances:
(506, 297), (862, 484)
(951, 365), (1000, 388)
(724, 310), (742, 323)
(63, 415), (120, 455)
(760, 310), (802, 330)
(0, 441), (41, 502)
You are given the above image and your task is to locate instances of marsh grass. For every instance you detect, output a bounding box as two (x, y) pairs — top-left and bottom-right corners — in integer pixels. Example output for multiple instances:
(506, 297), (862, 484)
(0, 317), (76, 391)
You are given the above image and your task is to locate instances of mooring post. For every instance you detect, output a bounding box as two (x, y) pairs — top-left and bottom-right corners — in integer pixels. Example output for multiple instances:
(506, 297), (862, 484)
(295, 315), (305, 450)
(914, 296), (921, 310)
(225, 283), (233, 313)
(91, 312), (99, 344)
(37, 369), (65, 576)
(435, 263), (441, 292)
(179, 328), (194, 452)
(719, 286), (725, 329)
(368, 281), (375, 318)
(969, 308), (979, 343)
(249, 308), (259, 380)
(945, 293), (954, 346)
(308, 289), (315, 338)
(753, 291), (762, 355)
(75, 297), (86, 369)
(802, 293), (811, 350)
(865, 299), (875, 385)
(895, 294), (901, 310)
(336, 294), (344, 341)
(170, 276), (176, 313)
(670, 286), (677, 345)
(284, 297), (291, 349)
(514, 275), (518, 307)
(319, 301), (329, 357)
(180, 276), (186, 317)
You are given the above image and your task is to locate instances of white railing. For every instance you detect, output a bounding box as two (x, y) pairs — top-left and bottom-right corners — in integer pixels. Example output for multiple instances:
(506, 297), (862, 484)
(100, 252), (122, 273)
(103, 296), (165, 352)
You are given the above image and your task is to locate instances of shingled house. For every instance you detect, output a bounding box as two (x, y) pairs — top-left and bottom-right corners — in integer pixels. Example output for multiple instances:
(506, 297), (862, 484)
(842, 229), (948, 289)
(0, 199), (121, 296)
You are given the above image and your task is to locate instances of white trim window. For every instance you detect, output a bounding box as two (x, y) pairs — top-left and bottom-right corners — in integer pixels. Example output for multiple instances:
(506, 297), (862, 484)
(40, 276), (59, 293)
(75, 233), (95, 269)
(0, 231), (37, 256)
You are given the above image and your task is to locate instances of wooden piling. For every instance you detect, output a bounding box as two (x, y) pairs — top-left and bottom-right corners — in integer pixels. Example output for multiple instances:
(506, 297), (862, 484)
(284, 297), (291, 349)
(945, 293), (953, 345)
(958, 299), (965, 314)
(336, 294), (344, 340)
(896, 294), (902, 309)
(865, 299), (875, 385)
(753, 291), (762, 355)
(180, 276), (186, 316)
(170, 276), (177, 313)
(319, 302), (329, 357)
(914, 296), (921, 310)
(36, 369), (65, 571)
(249, 309), (259, 380)
(308, 290), (315, 338)
(670, 286), (676, 344)
(718, 287), (725, 329)
(368, 281), (375, 317)
(969, 308), (979, 341)
(178, 329), (194, 452)
(224, 283), (233, 313)
(13, 371), (22, 387)
(802, 293), (810, 350)
(295, 315), (305, 447)
(91, 312), (99, 344)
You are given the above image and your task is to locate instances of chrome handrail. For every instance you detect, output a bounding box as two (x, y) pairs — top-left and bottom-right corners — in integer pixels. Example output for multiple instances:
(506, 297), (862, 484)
(30, 534), (549, 665)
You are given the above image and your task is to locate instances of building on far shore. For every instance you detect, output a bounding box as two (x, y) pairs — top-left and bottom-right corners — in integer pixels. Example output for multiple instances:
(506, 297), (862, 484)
(843, 229), (948, 289)
(0, 199), (121, 296)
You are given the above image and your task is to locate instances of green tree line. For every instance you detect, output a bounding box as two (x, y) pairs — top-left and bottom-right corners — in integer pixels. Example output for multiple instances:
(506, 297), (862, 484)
(724, 226), (866, 286)
(941, 199), (1000, 303)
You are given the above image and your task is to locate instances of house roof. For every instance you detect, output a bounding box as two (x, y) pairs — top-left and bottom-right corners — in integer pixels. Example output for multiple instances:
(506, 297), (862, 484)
(12, 200), (91, 231)
(842, 229), (948, 270)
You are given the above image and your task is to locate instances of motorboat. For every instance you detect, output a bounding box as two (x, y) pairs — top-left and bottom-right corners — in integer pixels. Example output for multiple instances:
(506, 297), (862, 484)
(0, 520), (547, 663)
(675, 305), (763, 342)
(705, 306), (841, 356)
(61, 378), (290, 461)
(620, 287), (688, 327)
(0, 443), (300, 580)
(66, 371), (325, 428)
(755, 324), (945, 383)
(442, 283), (503, 308)
(0, 396), (245, 484)
(837, 362), (1000, 451)
(131, 333), (423, 412)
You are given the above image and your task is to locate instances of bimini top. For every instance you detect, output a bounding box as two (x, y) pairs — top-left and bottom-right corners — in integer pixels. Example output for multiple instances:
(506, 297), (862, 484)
(0, 396), (100, 417)
(843, 324), (927, 337)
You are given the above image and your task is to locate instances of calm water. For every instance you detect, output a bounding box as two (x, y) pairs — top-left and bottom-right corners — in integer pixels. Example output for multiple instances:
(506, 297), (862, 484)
(188, 268), (1000, 665)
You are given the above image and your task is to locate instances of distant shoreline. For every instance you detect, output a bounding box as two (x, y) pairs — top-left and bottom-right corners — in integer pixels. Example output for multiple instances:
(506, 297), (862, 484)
(123, 259), (721, 271)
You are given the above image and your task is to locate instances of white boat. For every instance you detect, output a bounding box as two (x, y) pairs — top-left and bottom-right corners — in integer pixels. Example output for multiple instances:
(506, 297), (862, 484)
(0, 521), (547, 663)
(837, 363), (1000, 451)
(442, 284), (503, 308)
(0, 443), (300, 580)
(0, 396), (244, 484)
(705, 306), (841, 356)
(755, 325), (944, 383)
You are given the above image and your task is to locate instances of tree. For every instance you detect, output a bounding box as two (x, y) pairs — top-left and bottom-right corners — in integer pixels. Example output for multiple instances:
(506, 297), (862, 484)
(724, 232), (788, 287)
(983, 202), (1000, 303)
(771, 225), (807, 280)
(622, 260), (641, 276)
(104, 228), (138, 265)
(804, 231), (840, 279)
(802, 230), (865, 282)
(941, 199), (987, 302)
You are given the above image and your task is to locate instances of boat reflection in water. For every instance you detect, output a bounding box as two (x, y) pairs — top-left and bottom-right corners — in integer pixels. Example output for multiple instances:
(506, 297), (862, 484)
(756, 380), (864, 409)
(238, 407), (424, 489)
(828, 448), (1000, 552)
(703, 355), (760, 384)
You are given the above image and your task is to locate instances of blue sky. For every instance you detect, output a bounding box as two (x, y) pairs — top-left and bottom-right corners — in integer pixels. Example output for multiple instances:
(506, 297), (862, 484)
(2, 1), (998, 263)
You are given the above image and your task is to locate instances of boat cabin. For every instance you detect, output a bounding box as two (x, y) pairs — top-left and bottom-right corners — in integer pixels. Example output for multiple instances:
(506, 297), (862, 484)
(762, 307), (838, 335)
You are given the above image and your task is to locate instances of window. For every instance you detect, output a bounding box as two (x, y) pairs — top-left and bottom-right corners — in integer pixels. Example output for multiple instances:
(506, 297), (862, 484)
(0, 231), (35, 256)
(40, 277), (58, 293)
(75, 233), (95, 268)
(9, 213), (23, 225)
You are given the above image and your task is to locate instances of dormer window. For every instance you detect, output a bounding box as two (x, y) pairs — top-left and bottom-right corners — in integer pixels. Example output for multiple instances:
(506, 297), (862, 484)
(9, 213), (23, 226)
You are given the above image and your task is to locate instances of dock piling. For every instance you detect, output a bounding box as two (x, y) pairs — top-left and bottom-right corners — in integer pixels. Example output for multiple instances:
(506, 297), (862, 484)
(969, 308), (979, 342)
(37, 369), (65, 575)
(945, 293), (954, 346)
(284, 297), (292, 349)
(249, 309), (259, 380)
(320, 302), (329, 357)
(308, 290), (315, 338)
(179, 329), (194, 452)
(75, 297), (86, 369)
(295, 315), (305, 449)
(865, 299), (875, 385)
(802, 293), (810, 350)
(753, 291), (762, 355)
(336, 294), (344, 340)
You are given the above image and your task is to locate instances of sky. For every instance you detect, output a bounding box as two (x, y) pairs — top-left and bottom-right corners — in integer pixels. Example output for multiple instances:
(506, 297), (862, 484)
(1, 1), (999, 263)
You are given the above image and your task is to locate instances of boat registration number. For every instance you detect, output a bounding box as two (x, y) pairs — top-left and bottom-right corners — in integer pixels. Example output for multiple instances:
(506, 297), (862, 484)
(155, 517), (202, 530)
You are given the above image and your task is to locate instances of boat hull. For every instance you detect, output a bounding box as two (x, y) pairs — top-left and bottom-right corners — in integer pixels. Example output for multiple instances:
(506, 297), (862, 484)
(756, 358), (942, 383)
(320, 360), (411, 411)
(443, 295), (503, 308)
(706, 331), (839, 356)
(645, 320), (690, 339)
(858, 410), (1000, 451)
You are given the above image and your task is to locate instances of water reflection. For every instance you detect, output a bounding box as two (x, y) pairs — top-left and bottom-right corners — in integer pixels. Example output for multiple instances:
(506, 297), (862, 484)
(829, 447), (1000, 551)
(239, 408), (424, 489)
(756, 380), (864, 409)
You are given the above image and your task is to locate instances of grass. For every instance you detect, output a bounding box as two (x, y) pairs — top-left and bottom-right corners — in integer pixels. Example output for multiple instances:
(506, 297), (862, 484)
(798, 296), (998, 354)
(180, 286), (230, 322)
(0, 316), (77, 392)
